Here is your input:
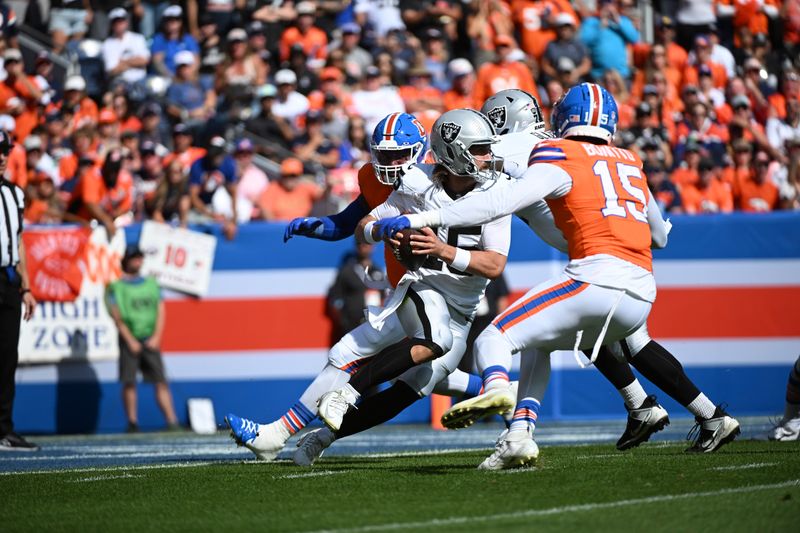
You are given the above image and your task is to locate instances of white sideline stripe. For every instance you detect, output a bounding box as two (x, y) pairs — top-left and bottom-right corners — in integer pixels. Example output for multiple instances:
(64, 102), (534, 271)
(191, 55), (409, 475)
(711, 462), (778, 471)
(15, 338), (800, 383)
(0, 460), (223, 476)
(163, 259), (800, 301)
(360, 448), (488, 459)
(492, 467), (540, 475)
(309, 480), (800, 533)
(576, 454), (626, 460)
(68, 473), (145, 483)
(275, 470), (348, 480)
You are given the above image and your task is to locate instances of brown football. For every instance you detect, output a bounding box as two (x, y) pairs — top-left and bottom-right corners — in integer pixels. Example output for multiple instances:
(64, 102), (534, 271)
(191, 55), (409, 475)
(392, 228), (428, 271)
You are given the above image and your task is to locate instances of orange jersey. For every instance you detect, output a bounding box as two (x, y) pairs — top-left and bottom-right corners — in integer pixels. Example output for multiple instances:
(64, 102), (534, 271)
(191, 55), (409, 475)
(473, 61), (539, 111)
(357, 163), (406, 287)
(680, 179), (734, 214)
(69, 168), (133, 221)
(537, 139), (653, 272)
(279, 26), (328, 61)
(512, 0), (577, 60)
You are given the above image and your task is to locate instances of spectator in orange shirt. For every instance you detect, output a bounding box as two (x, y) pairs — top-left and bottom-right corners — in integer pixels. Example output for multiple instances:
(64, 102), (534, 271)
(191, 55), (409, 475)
(473, 35), (539, 110)
(631, 43), (682, 104)
(25, 172), (64, 225)
(399, 66), (444, 114)
(654, 16), (688, 73)
(279, 2), (328, 63)
(721, 139), (755, 189)
(7, 135), (59, 190)
(443, 59), (475, 111)
(727, 94), (784, 162)
(65, 149), (133, 237)
(736, 150), (780, 212)
(163, 124), (206, 173)
(681, 158), (734, 214)
(0, 49), (43, 142)
(603, 69), (635, 130)
(59, 127), (97, 184)
(683, 35), (727, 90)
(111, 93), (142, 134)
(674, 101), (729, 165)
(307, 67), (353, 111)
(60, 75), (98, 135)
(671, 141), (702, 187)
(512, 0), (578, 61)
(258, 158), (324, 221)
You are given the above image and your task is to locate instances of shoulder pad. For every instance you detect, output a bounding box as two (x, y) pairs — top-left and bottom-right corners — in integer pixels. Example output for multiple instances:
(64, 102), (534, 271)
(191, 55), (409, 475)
(397, 164), (435, 193)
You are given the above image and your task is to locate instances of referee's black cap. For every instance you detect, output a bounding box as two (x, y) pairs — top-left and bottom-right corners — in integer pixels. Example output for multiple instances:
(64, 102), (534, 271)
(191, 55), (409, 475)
(0, 131), (13, 154)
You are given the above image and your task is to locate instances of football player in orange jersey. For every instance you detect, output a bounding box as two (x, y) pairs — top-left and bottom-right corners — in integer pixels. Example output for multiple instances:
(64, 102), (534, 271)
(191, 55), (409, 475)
(377, 83), (740, 467)
(225, 113), (484, 461)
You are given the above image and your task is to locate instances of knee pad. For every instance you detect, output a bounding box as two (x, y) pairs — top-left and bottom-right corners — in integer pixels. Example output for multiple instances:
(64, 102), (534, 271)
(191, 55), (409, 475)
(623, 323), (652, 358)
(399, 363), (435, 397)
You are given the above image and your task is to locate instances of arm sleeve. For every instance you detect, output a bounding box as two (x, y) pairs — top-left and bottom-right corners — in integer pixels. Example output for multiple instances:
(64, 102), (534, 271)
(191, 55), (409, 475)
(647, 193), (670, 249)
(478, 215), (512, 256)
(313, 195), (371, 240)
(369, 190), (404, 219)
(189, 161), (203, 185)
(410, 164), (572, 229)
(515, 200), (569, 253)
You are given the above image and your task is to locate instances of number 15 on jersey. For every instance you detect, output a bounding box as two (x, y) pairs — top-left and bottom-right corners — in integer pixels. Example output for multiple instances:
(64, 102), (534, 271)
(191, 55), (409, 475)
(593, 160), (648, 222)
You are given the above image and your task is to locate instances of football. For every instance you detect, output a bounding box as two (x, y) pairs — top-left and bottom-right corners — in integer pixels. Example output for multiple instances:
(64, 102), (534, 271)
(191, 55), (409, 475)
(392, 228), (428, 271)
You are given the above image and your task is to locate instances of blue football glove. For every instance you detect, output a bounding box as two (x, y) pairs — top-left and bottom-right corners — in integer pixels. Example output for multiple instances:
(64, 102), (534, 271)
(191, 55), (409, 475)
(284, 217), (323, 242)
(374, 216), (411, 240)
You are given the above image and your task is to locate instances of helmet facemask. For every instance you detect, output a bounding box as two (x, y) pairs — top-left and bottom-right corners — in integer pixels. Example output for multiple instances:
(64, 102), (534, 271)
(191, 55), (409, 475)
(436, 140), (502, 183)
(371, 140), (424, 185)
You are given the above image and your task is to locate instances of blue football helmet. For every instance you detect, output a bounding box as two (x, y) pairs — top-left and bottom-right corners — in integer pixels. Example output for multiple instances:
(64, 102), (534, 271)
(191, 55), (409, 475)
(370, 112), (428, 185)
(551, 83), (619, 142)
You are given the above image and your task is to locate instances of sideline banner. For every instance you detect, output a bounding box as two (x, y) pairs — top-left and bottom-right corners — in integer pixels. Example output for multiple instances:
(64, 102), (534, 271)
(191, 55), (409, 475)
(19, 227), (126, 364)
(138, 221), (217, 297)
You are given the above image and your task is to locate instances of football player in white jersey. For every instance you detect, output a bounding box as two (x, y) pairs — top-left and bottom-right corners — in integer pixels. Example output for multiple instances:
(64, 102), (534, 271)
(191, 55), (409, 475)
(291, 109), (514, 464)
(314, 108), (512, 432)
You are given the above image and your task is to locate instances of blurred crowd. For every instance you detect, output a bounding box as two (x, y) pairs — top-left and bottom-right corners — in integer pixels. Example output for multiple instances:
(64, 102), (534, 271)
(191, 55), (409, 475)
(2, 0), (800, 238)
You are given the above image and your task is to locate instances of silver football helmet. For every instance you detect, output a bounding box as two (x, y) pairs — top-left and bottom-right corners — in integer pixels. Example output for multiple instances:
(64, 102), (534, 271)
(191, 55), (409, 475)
(430, 108), (501, 183)
(481, 89), (546, 135)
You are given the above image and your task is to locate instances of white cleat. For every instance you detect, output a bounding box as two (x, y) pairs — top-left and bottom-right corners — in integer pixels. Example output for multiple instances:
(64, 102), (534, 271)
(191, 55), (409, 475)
(478, 429), (540, 470)
(769, 416), (800, 441)
(293, 428), (336, 466)
(685, 407), (740, 453)
(225, 415), (290, 461)
(442, 384), (516, 430)
(317, 384), (359, 432)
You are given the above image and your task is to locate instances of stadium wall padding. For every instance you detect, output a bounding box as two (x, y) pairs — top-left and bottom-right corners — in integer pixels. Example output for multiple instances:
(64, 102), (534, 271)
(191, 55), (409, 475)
(14, 213), (800, 434)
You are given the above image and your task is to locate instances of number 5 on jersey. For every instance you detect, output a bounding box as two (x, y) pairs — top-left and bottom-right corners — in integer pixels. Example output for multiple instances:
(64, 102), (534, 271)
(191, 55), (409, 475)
(593, 160), (648, 222)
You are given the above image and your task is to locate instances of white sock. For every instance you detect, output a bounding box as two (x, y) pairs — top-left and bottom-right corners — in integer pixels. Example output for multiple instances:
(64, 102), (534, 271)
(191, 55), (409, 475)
(475, 326), (513, 392)
(297, 363), (351, 415)
(619, 381), (648, 410)
(687, 393), (716, 420)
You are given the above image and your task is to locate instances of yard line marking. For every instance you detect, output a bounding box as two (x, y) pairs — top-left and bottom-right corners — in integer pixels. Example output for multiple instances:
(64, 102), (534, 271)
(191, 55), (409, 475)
(306, 479), (800, 533)
(0, 460), (225, 476)
(361, 448), (488, 459)
(492, 467), (540, 475)
(68, 473), (145, 483)
(576, 454), (626, 460)
(711, 462), (778, 471)
(275, 470), (349, 480)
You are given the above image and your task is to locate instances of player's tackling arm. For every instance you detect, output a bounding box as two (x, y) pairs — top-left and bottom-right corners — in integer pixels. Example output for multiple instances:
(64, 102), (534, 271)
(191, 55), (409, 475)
(284, 195), (370, 242)
(646, 194), (671, 249)
(404, 164), (572, 229)
(356, 192), (404, 244)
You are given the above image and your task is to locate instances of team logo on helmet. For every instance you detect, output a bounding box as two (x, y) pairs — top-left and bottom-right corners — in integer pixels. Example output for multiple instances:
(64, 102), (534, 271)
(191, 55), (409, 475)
(487, 106), (507, 130)
(440, 122), (461, 144)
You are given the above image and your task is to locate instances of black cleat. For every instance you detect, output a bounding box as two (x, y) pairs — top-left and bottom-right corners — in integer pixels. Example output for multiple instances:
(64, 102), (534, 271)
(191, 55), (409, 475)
(616, 395), (670, 451)
(0, 432), (40, 452)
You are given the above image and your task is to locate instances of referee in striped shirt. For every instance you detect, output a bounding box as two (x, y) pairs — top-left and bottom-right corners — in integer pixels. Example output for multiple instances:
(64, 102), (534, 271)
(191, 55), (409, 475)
(0, 131), (38, 451)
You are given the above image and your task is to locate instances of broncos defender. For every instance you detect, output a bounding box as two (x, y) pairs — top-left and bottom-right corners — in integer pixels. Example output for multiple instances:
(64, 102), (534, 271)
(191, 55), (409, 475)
(314, 109), (513, 434)
(376, 83), (740, 468)
(444, 89), (670, 452)
(225, 113), (482, 459)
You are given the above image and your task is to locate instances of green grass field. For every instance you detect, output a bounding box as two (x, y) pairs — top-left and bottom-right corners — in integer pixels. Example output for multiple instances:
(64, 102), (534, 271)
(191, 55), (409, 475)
(4, 440), (800, 532)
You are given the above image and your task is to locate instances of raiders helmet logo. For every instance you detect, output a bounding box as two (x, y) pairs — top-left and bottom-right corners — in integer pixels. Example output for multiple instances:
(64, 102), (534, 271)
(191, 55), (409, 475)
(487, 106), (507, 129)
(440, 122), (461, 144)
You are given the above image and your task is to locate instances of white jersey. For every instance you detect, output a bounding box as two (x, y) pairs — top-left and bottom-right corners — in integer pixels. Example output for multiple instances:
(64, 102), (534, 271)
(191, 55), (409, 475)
(494, 130), (569, 253)
(371, 164), (512, 316)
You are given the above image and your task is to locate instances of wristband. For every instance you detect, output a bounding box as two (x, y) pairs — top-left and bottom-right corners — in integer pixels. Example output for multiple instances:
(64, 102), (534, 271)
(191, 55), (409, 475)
(363, 221), (378, 244)
(449, 248), (471, 272)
